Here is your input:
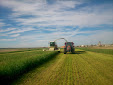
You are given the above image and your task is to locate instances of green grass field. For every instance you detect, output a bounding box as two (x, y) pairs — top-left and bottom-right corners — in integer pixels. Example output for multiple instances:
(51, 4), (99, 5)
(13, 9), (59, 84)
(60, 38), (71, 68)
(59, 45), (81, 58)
(12, 49), (113, 85)
(77, 47), (113, 55)
(0, 48), (113, 85)
(0, 49), (58, 84)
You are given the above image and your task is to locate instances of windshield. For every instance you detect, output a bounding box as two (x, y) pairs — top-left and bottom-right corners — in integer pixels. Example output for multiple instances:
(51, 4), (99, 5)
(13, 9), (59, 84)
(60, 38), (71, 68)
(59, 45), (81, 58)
(50, 42), (55, 46)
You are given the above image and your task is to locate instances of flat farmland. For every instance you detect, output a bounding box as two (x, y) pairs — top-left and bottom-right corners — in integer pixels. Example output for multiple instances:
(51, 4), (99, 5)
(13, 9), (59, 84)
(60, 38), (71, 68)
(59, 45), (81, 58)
(12, 49), (113, 85)
(0, 49), (58, 84)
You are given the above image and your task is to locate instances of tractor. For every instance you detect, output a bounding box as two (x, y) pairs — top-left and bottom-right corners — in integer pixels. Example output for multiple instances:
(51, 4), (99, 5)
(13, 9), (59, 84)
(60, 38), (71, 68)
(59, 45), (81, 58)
(64, 42), (75, 54)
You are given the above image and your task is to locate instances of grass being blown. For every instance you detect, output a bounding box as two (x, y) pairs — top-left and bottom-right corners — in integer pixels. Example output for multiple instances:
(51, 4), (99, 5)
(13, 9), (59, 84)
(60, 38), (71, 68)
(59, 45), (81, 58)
(0, 50), (58, 83)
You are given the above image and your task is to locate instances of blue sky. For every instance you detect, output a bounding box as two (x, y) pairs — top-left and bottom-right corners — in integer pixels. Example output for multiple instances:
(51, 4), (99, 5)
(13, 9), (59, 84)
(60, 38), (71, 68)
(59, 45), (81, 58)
(0, 0), (113, 48)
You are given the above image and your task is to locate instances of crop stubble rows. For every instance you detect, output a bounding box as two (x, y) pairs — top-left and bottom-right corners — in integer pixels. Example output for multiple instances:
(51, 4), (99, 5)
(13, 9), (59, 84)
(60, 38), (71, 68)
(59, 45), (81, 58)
(14, 49), (113, 85)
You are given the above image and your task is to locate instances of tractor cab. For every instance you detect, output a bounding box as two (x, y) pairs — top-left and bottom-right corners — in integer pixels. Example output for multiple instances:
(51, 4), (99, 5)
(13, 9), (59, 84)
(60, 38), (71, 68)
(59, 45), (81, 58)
(65, 42), (74, 46)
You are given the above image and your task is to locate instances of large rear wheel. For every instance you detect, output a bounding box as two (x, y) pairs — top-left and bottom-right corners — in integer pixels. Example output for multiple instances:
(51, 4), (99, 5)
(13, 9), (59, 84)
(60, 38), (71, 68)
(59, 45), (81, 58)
(64, 48), (67, 54)
(71, 48), (75, 54)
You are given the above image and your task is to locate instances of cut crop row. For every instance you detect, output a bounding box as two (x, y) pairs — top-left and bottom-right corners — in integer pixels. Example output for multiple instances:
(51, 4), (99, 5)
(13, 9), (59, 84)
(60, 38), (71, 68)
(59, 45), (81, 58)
(0, 50), (59, 84)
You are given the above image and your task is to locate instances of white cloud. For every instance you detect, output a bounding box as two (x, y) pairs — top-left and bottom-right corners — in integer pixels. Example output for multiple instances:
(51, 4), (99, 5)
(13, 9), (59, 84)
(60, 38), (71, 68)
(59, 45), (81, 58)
(11, 30), (113, 48)
(0, 34), (8, 36)
(7, 28), (35, 34)
(1, 0), (113, 27)
(0, 27), (35, 37)
(0, 28), (16, 32)
(0, 0), (113, 47)
(0, 38), (16, 41)
(72, 31), (113, 45)
(0, 19), (5, 27)
(0, 29), (113, 48)
(10, 34), (20, 37)
(0, 22), (5, 27)
(12, 2), (113, 28)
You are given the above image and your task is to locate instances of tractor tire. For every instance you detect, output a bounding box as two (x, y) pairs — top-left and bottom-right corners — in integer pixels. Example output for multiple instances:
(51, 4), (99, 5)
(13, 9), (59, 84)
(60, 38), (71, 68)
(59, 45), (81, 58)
(71, 48), (75, 54)
(64, 48), (67, 54)
(72, 51), (75, 54)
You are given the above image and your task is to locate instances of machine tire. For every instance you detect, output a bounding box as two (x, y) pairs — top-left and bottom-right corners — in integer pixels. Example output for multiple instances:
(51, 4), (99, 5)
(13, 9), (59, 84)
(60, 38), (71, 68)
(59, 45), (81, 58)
(72, 51), (75, 54)
(64, 48), (67, 54)
(71, 48), (75, 54)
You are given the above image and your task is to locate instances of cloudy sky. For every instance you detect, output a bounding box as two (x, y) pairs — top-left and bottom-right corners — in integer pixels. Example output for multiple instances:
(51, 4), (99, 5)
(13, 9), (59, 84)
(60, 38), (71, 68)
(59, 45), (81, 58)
(0, 0), (113, 48)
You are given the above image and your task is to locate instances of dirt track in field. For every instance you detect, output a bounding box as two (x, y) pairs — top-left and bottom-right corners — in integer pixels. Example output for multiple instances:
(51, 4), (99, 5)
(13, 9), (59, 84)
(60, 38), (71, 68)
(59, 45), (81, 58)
(13, 50), (113, 85)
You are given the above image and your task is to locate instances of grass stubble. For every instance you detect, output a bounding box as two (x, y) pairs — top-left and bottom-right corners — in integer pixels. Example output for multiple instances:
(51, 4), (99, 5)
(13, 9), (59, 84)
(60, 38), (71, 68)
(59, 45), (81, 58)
(0, 49), (113, 85)
(13, 49), (113, 85)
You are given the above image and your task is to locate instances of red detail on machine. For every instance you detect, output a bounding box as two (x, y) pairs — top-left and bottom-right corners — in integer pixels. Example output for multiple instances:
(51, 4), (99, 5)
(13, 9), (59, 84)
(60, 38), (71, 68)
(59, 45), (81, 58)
(64, 42), (75, 54)
(67, 46), (71, 51)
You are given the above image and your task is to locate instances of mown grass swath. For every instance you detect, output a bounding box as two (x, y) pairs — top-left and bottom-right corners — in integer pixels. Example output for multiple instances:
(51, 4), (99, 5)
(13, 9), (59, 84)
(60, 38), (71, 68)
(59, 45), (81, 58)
(0, 50), (58, 84)
(0, 48), (45, 54)
(14, 49), (113, 85)
(77, 47), (113, 55)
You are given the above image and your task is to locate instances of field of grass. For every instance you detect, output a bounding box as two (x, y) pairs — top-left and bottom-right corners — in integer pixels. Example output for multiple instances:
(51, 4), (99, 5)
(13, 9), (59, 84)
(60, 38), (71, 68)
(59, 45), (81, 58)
(0, 48), (47, 54)
(0, 49), (58, 84)
(77, 47), (113, 55)
(85, 46), (113, 49)
(12, 49), (113, 85)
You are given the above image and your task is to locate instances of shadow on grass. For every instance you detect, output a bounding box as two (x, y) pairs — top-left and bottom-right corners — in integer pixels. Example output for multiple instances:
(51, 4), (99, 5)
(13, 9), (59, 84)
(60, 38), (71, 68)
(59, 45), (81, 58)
(0, 52), (59, 85)
(66, 51), (86, 54)
(75, 51), (86, 54)
(59, 50), (86, 54)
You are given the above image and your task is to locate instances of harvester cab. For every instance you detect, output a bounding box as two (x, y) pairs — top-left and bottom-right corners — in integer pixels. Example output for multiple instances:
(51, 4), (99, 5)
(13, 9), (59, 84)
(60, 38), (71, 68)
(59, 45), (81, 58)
(64, 42), (75, 54)
(48, 38), (67, 51)
(49, 41), (58, 51)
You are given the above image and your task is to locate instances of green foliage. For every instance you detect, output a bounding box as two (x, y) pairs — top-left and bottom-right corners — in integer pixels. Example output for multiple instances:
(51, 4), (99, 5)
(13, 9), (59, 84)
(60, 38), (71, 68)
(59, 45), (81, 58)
(77, 47), (113, 55)
(0, 50), (58, 82)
